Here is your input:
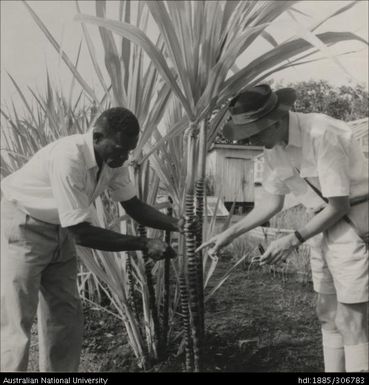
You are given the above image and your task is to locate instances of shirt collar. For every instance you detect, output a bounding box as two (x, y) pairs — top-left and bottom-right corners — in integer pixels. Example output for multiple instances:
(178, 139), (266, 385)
(82, 128), (98, 169)
(286, 111), (302, 148)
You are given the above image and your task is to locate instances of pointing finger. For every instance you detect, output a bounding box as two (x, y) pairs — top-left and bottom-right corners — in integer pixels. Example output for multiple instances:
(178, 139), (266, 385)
(195, 240), (213, 253)
(259, 250), (271, 265)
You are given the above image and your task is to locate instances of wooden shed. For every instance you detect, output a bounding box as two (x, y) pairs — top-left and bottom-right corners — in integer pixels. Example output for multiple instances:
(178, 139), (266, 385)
(206, 144), (263, 212)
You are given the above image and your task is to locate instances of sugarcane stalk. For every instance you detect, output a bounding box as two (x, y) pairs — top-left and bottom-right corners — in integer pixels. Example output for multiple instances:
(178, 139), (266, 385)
(134, 161), (162, 360)
(161, 196), (172, 355)
(179, 272), (194, 372)
(126, 252), (142, 331)
(125, 257), (149, 368)
(184, 124), (202, 372)
(195, 120), (207, 343)
(137, 223), (162, 360)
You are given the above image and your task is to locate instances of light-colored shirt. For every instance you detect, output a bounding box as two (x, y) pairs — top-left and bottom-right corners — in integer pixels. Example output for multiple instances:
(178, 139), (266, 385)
(262, 111), (368, 210)
(1, 130), (136, 227)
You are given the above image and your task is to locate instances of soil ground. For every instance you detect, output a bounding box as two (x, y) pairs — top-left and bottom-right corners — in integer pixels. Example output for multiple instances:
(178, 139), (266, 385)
(28, 255), (322, 373)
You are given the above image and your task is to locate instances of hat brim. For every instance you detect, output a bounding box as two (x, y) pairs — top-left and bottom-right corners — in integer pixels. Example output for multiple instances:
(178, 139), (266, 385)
(223, 88), (297, 141)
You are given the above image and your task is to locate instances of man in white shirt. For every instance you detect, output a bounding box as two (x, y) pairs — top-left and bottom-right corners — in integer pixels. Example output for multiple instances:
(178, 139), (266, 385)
(197, 85), (368, 372)
(1, 107), (183, 372)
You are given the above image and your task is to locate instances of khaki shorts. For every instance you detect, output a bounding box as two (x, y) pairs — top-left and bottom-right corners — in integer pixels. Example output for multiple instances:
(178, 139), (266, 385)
(308, 201), (368, 304)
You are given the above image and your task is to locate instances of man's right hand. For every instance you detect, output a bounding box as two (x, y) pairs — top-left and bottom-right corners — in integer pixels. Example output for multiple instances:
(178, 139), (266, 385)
(144, 239), (176, 261)
(195, 232), (231, 257)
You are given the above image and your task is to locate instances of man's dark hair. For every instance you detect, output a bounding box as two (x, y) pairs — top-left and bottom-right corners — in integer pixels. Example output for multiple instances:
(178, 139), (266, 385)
(94, 107), (140, 137)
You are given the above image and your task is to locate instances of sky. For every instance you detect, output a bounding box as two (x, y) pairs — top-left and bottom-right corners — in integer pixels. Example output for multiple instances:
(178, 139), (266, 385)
(1, 0), (368, 110)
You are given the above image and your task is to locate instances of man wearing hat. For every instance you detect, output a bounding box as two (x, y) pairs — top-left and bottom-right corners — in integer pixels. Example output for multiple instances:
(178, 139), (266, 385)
(197, 84), (368, 372)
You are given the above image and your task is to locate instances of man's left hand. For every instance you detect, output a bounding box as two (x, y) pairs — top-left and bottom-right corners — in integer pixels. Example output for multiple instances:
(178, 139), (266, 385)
(175, 216), (201, 234)
(259, 233), (299, 265)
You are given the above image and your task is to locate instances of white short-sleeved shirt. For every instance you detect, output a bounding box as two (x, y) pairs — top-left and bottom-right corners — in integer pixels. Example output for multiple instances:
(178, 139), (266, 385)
(1, 130), (137, 227)
(262, 112), (368, 210)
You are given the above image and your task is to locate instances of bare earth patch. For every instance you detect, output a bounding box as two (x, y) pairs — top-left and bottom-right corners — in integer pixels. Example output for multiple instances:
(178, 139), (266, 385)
(28, 257), (322, 372)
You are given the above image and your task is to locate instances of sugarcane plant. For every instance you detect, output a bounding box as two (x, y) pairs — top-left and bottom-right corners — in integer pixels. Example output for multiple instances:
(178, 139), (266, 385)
(16, 0), (369, 372)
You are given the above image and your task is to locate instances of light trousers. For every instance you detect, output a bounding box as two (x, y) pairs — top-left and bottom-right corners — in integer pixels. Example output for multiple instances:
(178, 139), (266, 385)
(1, 199), (83, 372)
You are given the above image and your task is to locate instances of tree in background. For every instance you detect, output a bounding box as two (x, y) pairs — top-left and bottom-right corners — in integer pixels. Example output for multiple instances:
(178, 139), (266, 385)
(287, 80), (368, 121)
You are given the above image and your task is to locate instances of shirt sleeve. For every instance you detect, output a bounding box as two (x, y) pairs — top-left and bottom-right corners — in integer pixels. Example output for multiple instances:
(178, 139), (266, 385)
(262, 151), (290, 195)
(315, 129), (350, 198)
(49, 151), (93, 227)
(108, 166), (136, 202)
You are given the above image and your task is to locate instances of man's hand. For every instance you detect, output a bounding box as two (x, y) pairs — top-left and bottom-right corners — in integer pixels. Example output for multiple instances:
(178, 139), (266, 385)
(144, 239), (176, 261)
(175, 216), (201, 234)
(195, 232), (230, 256)
(175, 217), (186, 233)
(259, 233), (299, 266)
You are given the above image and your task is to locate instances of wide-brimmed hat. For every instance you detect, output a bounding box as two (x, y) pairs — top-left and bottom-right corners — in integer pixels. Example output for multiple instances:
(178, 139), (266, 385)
(223, 84), (297, 141)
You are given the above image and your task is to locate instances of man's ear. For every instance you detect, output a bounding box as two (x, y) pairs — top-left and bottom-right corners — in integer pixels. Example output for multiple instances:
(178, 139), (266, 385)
(93, 131), (104, 144)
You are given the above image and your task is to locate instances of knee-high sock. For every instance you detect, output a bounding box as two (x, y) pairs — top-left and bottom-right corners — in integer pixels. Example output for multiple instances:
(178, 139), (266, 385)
(322, 328), (345, 372)
(344, 343), (369, 372)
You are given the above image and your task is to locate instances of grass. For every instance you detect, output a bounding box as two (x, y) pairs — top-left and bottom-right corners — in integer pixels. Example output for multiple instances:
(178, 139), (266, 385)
(221, 203), (313, 284)
(270, 203), (314, 230)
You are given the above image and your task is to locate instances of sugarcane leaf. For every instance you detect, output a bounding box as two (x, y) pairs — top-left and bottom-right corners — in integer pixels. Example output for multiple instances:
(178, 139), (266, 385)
(74, 13), (194, 120)
(146, 1), (195, 114)
(67, 40), (83, 108)
(22, 0), (97, 103)
(287, 10), (357, 81)
(261, 30), (279, 47)
(219, 31), (368, 104)
(138, 115), (189, 165)
(205, 252), (250, 300)
(311, 0), (359, 32)
(95, 0), (126, 106)
(7, 73), (37, 126)
(75, 0), (110, 97)
(120, 0), (131, 91)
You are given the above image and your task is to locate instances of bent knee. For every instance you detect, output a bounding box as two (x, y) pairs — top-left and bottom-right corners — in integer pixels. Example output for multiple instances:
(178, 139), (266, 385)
(316, 294), (337, 328)
(335, 302), (368, 343)
(335, 303), (368, 330)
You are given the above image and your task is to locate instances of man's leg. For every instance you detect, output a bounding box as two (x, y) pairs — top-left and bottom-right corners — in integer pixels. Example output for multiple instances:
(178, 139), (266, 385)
(0, 254), (41, 371)
(324, 202), (368, 372)
(0, 202), (42, 371)
(316, 293), (345, 372)
(38, 230), (83, 372)
(309, 235), (345, 372)
(336, 302), (368, 372)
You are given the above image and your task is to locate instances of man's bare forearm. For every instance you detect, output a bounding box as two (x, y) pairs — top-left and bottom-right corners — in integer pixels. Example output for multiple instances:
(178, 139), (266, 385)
(122, 200), (178, 231)
(298, 200), (349, 242)
(223, 205), (280, 242)
(68, 223), (148, 251)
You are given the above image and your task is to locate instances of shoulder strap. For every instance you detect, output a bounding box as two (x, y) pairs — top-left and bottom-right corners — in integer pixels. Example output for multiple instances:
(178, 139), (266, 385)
(295, 168), (358, 232)
(302, 176), (328, 204)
